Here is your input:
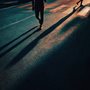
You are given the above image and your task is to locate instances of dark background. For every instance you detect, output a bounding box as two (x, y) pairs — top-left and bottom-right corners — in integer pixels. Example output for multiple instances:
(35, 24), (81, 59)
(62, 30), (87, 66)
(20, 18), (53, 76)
(0, 0), (31, 3)
(0, 0), (56, 3)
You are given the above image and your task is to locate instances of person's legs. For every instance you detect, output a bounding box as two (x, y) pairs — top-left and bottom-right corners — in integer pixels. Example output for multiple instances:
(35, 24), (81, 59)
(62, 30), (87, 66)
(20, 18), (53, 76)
(80, 0), (83, 6)
(35, 6), (44, 29)
(77, 0), (80, 5)
(39, 8), (44, 28)
(35, 9), (40, 20)
(80, 1), (82, 6)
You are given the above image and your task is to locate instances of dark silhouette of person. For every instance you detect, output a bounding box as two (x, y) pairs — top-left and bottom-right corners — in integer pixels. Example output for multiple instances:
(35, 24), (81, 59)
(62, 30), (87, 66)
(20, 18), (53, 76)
(73, 0), (84, 11)
(32, 0), (46, 29)
(77, 0), (83, 7)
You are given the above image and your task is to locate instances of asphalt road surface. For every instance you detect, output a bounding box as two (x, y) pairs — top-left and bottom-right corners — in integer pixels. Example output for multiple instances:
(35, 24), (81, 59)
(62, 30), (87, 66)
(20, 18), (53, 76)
(0, 1), (90, 90)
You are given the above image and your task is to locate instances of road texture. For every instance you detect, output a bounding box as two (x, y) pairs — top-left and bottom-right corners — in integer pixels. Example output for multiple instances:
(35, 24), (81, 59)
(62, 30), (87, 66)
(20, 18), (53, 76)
(0, 0), (90, 90)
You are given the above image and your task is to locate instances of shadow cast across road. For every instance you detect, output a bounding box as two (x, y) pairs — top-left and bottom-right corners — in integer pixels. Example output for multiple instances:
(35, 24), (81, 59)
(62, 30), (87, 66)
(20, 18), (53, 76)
(0, 26), (38, 51)
(15, 14), (90, 90)
(5, 7), (80, 69)
(0, 26), (38, 58)
(59, 16), (82, 33)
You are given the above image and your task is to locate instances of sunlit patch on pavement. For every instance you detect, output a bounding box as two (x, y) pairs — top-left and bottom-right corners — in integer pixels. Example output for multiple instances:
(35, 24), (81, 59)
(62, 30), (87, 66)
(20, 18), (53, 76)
(77, 6), (90, 18)
(50, 5), (68, 13)
(45, 3), (59, 9)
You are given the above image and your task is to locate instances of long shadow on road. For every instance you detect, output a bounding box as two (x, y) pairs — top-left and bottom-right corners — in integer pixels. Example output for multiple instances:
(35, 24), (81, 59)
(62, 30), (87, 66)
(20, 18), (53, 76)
(15, 16), (90, 90)
(0, 26), (38, 57)
(0, 26), (37, 51)
(5, 8), (77, 69)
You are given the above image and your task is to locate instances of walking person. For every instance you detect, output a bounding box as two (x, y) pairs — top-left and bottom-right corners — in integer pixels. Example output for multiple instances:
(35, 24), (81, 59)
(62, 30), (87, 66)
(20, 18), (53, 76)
(32, 0), (46, 29)
(77, 0), (83, 7)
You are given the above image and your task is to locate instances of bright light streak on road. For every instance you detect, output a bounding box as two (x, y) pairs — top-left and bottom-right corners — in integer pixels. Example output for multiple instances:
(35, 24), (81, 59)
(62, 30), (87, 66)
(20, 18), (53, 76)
(77, 6), (90, 17)
(0, 15), (35, 30)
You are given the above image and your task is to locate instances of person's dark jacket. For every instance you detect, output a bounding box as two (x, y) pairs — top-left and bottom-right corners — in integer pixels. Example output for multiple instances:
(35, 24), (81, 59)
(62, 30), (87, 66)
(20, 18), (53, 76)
(32, 0), (46, 10)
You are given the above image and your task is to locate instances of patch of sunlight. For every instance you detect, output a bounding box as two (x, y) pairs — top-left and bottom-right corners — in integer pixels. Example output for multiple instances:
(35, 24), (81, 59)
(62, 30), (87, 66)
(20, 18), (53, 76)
(77, 6), (90, 18)
(50, 5), (68, 13)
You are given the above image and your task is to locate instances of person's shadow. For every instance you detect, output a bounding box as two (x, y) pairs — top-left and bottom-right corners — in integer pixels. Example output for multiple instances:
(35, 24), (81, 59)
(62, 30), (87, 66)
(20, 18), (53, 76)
(5, 6), (82, 69)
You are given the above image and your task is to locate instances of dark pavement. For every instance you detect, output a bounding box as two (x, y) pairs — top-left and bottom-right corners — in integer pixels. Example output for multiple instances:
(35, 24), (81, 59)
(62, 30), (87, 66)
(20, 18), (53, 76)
(0, 1), (90, 90)
(11, 12), (90, 90)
